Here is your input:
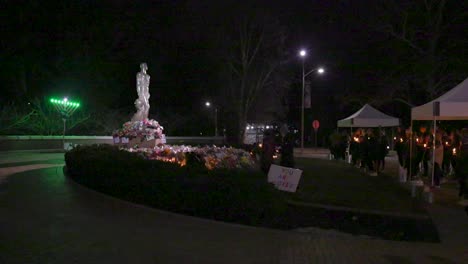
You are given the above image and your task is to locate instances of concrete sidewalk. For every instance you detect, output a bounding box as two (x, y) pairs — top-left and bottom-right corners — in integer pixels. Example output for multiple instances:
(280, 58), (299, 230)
(0, 151), (467, 263)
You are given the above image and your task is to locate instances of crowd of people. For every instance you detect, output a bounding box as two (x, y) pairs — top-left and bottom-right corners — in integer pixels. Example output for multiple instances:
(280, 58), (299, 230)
(330, 128), (389, 176)
(257, 125), (468, 202)
(394, 127), (468, 201)
(328, 126), (467, 201)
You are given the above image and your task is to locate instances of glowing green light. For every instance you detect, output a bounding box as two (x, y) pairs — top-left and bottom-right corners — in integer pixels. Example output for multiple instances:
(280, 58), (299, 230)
(49, 97), (80, 108)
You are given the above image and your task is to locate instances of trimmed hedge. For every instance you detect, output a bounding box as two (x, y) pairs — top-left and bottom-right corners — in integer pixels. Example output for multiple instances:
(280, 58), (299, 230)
(65, 144), (287, 227)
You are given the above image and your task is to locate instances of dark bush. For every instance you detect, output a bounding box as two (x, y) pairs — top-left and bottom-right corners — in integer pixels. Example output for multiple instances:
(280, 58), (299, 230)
(65, 144), (287, 227)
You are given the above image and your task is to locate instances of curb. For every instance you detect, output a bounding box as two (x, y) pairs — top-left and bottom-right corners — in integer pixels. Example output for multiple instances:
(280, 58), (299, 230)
(287, 199), (431, 220)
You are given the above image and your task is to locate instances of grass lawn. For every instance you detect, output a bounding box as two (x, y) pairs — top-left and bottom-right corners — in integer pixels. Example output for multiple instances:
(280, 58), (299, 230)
(273, 157), (439, 242)
(290, 158), (426, 215)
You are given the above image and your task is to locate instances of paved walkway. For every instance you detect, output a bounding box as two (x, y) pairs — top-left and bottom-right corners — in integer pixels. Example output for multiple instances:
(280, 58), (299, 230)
(0, 151), (467, 263)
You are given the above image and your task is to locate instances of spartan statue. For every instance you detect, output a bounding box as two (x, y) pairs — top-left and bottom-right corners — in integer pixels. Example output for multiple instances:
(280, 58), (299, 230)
(132, 63), (150, 121)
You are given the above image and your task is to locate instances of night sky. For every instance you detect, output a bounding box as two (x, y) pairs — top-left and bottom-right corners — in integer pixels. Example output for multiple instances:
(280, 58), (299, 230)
(1, 0), (467, 137)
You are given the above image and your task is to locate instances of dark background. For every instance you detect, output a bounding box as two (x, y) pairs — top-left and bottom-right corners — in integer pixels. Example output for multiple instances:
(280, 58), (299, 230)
(1, 0), (467, 142)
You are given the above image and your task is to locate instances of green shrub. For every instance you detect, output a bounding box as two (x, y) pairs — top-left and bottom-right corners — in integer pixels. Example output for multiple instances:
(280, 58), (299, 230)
(65, 144), (287, 227)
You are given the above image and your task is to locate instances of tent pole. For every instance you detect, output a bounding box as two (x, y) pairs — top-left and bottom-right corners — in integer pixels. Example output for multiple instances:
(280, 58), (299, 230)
(391, 127), (394, 150)
(432, 117), (436, 186)
(409, 119), (414, 181)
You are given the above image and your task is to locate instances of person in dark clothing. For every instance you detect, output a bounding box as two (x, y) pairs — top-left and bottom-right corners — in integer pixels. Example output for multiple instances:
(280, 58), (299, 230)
(442, 132), (452, 176)
(455, 129), (468, 200)
(329, 132), (343, 160)
(432, 139), (444, 187)
(261, 130), (276, 174)
(421, 134), (431, 176)
(350, 134), (360, 167)
(451, 130), (462, 172)
(358, 135), (367, 168)
(394, 130), (408, 180)
(395, 132), (406, 168)
(280, 133), (295, 168)
(376, 131), (388, 173)
(363, 129), (378, 175)
(338, 132), (348, 160)
(404, 129), (420, 180)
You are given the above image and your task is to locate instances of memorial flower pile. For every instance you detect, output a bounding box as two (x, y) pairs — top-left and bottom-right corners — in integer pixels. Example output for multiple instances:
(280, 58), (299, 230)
(112, 119), (164, 139)
(128, 145), (257, 170)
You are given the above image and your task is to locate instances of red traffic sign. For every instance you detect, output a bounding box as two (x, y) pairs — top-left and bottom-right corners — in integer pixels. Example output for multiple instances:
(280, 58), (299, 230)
(312, 120), (320, 130)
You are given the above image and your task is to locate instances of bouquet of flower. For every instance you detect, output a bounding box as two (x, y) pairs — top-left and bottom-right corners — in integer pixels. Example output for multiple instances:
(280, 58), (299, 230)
(127, 145), (257, 170)
(112, 119), (164, 140)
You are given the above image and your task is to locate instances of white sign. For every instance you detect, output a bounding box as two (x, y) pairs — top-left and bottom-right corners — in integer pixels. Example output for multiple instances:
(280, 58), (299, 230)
(267, 164), (302, 192)
(146, 135), (155, 141)
(121, 137), (129, 143)
(113, 137), (120, 143)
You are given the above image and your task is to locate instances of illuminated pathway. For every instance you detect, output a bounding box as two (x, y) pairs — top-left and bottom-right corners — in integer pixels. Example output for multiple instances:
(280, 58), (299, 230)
(0, 151), (467, 263)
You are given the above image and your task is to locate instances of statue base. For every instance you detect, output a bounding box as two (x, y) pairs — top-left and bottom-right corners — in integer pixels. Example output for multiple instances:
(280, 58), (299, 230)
(114, 135), (163, 148)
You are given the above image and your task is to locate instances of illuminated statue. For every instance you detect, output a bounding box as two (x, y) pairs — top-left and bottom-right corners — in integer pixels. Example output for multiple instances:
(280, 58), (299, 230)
(132, 63), (151, 121)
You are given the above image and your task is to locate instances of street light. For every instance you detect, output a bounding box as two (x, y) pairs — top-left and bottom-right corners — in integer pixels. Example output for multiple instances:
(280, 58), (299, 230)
(205, 101), (218, 136)
(299, 49), (324, 152)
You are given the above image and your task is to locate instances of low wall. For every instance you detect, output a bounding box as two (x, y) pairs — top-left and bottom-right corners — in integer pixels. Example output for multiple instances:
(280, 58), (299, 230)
(0, 136), (225, 151)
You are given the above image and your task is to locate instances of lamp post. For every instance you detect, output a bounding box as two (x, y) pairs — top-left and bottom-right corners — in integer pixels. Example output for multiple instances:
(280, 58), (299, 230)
(205, 101), (218, 136)
(299, 49), (324, 152)
(49, 97), (80, 148)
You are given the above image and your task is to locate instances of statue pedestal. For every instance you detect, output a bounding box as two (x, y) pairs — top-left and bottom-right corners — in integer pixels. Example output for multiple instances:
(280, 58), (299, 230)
(114, 136), (162, 148)
(128, 136), (161, 148)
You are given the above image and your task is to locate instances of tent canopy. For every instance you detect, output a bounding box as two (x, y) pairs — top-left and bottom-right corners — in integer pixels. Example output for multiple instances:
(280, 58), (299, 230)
(412, 77), (468, 120)
(337, 104), (400, 127)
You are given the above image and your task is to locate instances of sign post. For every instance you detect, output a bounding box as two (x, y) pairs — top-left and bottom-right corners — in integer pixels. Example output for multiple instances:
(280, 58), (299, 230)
(312, 120), (320, 147)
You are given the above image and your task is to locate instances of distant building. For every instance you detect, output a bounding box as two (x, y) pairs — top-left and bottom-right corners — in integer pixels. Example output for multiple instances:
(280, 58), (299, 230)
(243, 123), (280, 144)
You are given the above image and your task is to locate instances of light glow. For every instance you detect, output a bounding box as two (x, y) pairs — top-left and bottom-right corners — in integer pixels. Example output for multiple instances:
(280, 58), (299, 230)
(49, 97), (80, 107)
(299, 49), (307, 57)
(317, 67), (325, 74)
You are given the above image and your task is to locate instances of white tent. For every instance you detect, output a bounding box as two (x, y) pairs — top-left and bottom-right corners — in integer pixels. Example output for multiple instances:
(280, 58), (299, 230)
(410, 76), (468, 186)
(412, 77), (468, 120)
(337, 104), (400, 128)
